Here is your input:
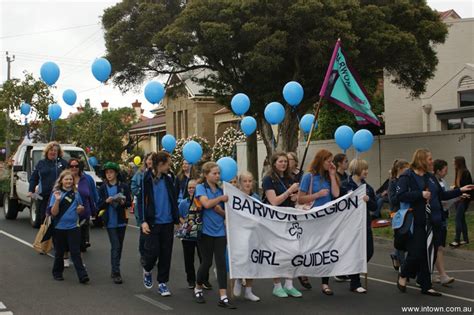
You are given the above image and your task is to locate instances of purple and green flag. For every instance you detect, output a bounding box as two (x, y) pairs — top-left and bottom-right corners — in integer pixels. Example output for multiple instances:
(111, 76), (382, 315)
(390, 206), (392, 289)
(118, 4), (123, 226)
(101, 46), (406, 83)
(319, 39), (380, 126)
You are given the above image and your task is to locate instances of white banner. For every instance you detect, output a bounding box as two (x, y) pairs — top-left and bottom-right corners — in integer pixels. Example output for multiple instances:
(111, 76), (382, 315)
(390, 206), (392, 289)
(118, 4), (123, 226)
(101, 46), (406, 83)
(224, 182), (367, 279)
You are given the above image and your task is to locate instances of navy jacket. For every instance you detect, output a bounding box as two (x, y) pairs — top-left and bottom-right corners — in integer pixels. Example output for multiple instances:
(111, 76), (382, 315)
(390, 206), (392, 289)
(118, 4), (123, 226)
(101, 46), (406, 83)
(98, 182), (132, 227)
(341, 176), (376, 228)
(396, 169), (461, 227)
(139, 170), (179, 226)
(388, 178), (399, 212)
(29, 157), (67, 196)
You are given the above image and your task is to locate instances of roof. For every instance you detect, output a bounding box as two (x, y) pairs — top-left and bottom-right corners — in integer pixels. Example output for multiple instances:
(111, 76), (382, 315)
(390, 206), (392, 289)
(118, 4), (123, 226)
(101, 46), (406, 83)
(214, 107), (231, 115)
(166, 68), (217, 97)
(129, 115), (166, 136)
(438, 9), (461, 20)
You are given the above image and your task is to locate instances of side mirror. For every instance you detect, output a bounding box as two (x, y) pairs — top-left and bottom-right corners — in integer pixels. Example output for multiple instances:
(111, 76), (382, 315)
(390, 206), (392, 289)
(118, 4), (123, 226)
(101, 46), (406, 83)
(13, 165), (24, 172)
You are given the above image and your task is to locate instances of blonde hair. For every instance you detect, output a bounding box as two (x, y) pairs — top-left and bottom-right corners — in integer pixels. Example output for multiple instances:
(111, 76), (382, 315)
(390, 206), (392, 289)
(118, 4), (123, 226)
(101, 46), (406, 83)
(410, 149), (431, 173)
(238, 171), (255, 194)
(43, 141), (63, 159)
(348, 159), (369, 176)
(53, 170), (76, 192)
(198, 161), (219, 184)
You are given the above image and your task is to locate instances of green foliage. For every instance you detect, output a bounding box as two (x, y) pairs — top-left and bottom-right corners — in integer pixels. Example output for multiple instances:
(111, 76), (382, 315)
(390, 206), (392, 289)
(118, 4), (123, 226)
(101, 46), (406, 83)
(212, 127), (245, 161)
(102, 0), (448, 151)
(171, 135), (212, 174)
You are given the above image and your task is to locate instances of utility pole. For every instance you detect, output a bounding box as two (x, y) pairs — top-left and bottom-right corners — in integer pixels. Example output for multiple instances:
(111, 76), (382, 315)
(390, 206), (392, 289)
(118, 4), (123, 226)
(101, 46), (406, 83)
(5, 51), (15, 158)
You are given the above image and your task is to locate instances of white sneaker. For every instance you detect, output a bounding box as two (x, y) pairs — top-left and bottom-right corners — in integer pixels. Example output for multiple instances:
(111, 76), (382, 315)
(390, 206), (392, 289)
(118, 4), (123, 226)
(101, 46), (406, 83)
(244, 289), (260, 302)
(432, 275), (440, 283)
(233, 279), (242, 297)
(64, 259), (71, 268)
(440, 275), (455, 286)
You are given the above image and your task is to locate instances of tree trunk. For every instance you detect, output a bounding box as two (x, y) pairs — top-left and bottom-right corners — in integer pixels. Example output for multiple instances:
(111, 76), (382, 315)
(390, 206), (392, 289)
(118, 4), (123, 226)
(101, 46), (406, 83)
(246, 132), (259, 184)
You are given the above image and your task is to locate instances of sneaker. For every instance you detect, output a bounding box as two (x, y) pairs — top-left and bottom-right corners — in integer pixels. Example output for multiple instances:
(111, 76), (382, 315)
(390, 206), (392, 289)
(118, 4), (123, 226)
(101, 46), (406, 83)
(64, 259), (71, 268)
(284, 287), (303, 298)
(244, 290), (260, 302)
(218, 297), (236, 309)
(272, 287), (288, 298)
(460, 241), (469, 246)
(440, 275), (455, 286)
(143, 270), (153, 289)
(194, 290), (205, 304)
(112, 273), (123, 284)
(432, 275), (440, 283)
(79, 276), (90, 284)
(334, 275), (350, 282)
(187, 281), (195, 289)
(158, 283), (171, 296)
(233, 279), (242, 297)
(202, 281), (213, 290)
(53, 275), (64, 281)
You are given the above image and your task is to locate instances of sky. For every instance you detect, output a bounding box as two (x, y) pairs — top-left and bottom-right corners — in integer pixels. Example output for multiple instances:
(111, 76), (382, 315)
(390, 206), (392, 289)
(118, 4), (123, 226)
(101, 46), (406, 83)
(1, 0), (473, 121)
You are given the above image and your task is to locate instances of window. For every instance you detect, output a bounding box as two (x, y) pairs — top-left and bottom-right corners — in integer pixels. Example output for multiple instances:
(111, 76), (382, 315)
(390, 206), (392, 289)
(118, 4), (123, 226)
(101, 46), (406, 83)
(447, 118), (461, 130)
(463, 117), (474, 129)
(460, 90), (474, 107)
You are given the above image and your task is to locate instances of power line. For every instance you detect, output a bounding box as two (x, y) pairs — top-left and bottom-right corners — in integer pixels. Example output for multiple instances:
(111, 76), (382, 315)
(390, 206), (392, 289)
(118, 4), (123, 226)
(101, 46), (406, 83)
(62, 29), (102, 58)
(0, 23), (99, 39)
(0, 50), (90, 63)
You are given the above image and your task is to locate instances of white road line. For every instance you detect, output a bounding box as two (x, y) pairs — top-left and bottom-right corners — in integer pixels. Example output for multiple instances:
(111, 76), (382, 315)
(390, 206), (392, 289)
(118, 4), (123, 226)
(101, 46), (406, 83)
(0, 302), (5, 309)
(127, 224), (139, 229)
(134, 294), (173, 311)
(0, 312), (13, 315)
(455, 278), (474, 285)
(0, 230), (54, 258)
(367, 277), (474, 303)
(443, 270), (474, 273)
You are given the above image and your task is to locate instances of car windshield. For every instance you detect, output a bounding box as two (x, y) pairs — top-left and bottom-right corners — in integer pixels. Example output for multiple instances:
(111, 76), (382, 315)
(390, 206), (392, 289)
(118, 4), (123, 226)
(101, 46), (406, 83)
(32, 150), (91, 171)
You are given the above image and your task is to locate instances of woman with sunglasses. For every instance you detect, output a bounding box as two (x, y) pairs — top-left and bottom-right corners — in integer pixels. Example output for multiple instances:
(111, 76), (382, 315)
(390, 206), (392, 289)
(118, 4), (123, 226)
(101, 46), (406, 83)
(68, 159), (99, 252)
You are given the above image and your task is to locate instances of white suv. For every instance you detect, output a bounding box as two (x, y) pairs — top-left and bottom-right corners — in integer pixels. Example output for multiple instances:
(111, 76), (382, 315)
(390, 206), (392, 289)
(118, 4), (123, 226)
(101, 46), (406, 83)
(3, 143), (102, 228)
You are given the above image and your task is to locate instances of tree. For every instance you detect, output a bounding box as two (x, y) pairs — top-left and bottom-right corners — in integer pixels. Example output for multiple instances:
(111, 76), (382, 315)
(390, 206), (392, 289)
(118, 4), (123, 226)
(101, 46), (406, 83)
(102, 0), (447, 161)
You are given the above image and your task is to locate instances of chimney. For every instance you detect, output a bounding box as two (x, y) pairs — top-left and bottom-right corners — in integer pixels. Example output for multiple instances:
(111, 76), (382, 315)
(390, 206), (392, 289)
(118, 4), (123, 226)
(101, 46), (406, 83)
(132, 99), (142, 119)
(101, 100), (109, 111)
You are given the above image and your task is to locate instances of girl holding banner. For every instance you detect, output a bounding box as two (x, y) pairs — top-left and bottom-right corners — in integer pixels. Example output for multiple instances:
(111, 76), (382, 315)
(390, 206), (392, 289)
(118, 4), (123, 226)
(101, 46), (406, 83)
(262, 152), (302, 298)
(297, 149), (340, 296)
(193, 162), (236, 309)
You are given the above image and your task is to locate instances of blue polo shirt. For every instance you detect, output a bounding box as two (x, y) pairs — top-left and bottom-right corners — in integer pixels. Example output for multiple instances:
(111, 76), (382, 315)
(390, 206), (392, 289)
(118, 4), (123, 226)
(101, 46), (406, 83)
(179, 198), (191, 219)
(300, 173), (332, 207)
(49, 190), (82, 230)
(106, 184), (126, 228)
(153, 176), (173, 224)
(195, 183), (225, 237)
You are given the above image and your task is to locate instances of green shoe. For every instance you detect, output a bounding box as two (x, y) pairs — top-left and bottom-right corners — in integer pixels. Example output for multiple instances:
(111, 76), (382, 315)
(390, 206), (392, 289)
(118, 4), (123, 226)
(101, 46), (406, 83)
(272, 287), (288, 298)
(284, 287), (303, 298)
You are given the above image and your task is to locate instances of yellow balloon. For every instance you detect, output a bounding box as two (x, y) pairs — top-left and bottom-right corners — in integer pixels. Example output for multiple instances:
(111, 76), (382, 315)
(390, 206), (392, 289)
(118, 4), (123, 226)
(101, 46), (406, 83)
(133, 156), (141, 166)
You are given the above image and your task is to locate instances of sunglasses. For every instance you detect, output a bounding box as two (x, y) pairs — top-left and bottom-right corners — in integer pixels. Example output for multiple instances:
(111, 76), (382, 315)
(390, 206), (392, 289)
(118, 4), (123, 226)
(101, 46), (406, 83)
(69, 165), (79, 168)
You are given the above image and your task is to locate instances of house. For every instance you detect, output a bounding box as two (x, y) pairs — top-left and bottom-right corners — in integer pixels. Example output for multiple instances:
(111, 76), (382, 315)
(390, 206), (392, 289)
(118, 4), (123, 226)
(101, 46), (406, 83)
(128, 101), (166, 153)
(384, 11), (474, 134)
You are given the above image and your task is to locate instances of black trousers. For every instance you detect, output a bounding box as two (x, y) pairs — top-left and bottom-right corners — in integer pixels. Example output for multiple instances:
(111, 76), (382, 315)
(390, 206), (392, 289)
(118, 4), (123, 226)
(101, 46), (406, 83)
(80, 219), (90, 252)
(182, 240), (202, 283)
(400, 225), (439, 292)
(197, 234), (227, 290)
(39, 194), (51, 224)
(141, 223), (174, 283)
(349, 228), (374, 290)
(53, 228), (88, 281)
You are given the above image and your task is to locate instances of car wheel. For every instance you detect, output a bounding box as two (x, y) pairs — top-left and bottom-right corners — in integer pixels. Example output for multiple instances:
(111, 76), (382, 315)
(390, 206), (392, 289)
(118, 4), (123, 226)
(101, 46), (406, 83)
(3, 193), (19, 220)
(30, 200), (41, 228)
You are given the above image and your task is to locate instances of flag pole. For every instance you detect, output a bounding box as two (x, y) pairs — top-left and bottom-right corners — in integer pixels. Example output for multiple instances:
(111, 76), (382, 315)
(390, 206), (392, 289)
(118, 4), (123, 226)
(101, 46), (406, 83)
(299, 97), (323, 172)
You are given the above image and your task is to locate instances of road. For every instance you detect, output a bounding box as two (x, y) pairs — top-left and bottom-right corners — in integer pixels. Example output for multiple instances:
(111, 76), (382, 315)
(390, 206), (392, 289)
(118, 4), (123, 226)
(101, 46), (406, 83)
(1, 209), (473, 315)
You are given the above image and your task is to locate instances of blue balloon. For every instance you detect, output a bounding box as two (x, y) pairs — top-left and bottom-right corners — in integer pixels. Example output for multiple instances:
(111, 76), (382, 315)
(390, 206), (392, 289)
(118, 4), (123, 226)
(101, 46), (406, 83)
(299, 114), (316, 134)
(353, 129), (374, 153)
(144, 81), (165, 104)
(20, 102), (31, 116)
(48, 103), (62, 121)
(62, 89), (77, 106)
(334, 125), (354, 151)
(161, 134), (176, 152)
(88, 156), (98, 167)
(217, 157), (238, 182)
(40, 61), (60, 86)
(264, 102), (285, 125)
(240, 116), (257, 136)
(91, 58), (112, 82)
(231, 93), (250, 116)
(182, 141), (203, 165)
(283, 81), (304, 106)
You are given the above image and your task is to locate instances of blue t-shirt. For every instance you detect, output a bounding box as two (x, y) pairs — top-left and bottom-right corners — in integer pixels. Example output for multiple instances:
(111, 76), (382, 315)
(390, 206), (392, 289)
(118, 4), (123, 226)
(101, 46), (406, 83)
(106, 184), (126, 228)
(195, 183), (225, 237)
(178, 198), (191, 219)
(153, 176), (173, 224)
(49, 190), (82, 230)
(300, 173), (332, 207)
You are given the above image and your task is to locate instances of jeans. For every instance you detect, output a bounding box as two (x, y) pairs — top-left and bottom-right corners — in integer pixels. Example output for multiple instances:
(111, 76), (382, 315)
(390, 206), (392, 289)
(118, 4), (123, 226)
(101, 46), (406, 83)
(454, 202), (469, 243)
(197, 234), (227, 289)
(107, 226), (126, 274)
(142, 223), (174, 283)
(53, 228), (88, 281)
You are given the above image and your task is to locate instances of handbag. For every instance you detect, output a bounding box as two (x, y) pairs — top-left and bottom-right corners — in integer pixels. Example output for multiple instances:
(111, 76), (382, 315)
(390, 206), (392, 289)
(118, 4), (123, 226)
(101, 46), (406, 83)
(33, 216), (53, 254)
(295, 175), (314, 210)
(176, 197), (203, 241)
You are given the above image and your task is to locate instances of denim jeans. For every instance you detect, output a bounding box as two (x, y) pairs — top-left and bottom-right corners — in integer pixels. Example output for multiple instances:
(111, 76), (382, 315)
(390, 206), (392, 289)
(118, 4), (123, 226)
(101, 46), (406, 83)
(107, 226), (126, 274)
(53, 227), (88, 281)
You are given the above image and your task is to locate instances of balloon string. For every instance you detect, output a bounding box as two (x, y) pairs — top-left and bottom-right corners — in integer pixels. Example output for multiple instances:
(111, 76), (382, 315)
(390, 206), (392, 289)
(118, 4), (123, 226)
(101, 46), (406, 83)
(50, 121), (55, 141)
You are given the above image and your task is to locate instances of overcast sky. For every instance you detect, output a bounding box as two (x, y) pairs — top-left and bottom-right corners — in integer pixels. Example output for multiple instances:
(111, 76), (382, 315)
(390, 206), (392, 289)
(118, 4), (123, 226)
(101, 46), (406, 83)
(1, 0), (473, 121)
